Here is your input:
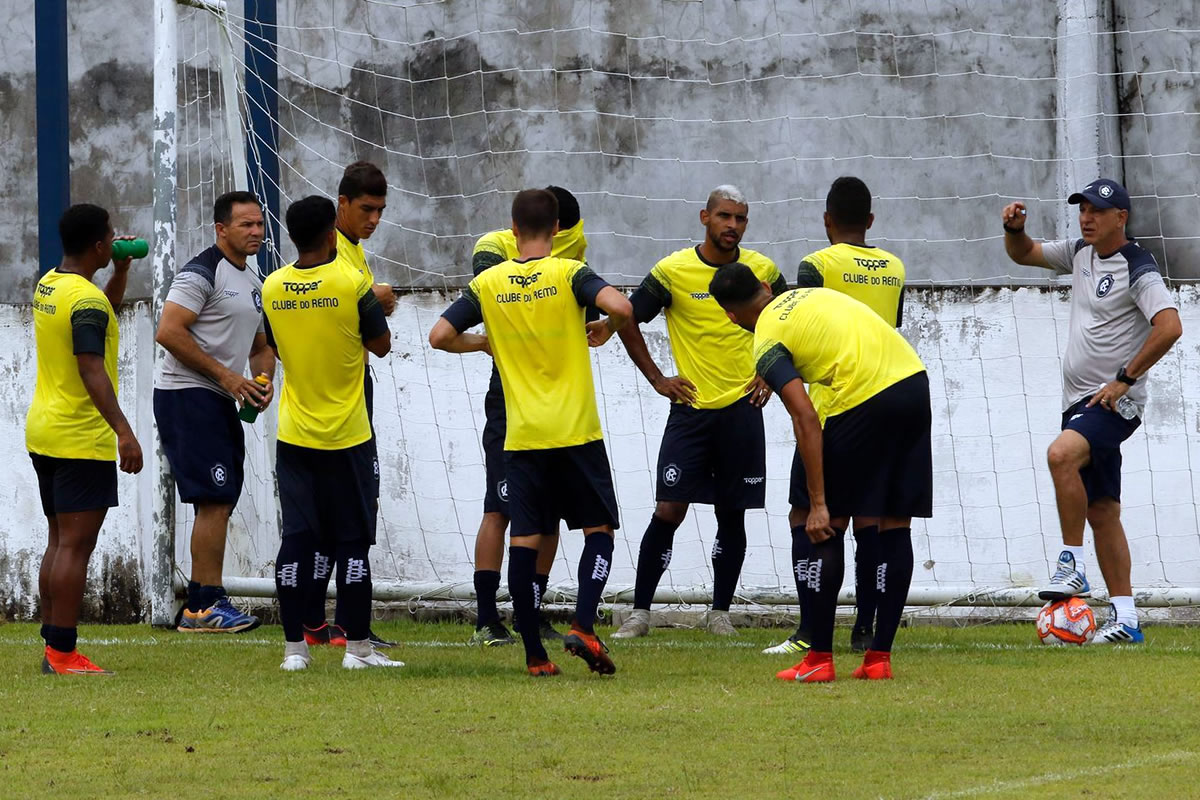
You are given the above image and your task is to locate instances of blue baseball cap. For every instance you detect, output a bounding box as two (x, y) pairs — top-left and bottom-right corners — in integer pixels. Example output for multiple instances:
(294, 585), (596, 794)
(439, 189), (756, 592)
(1068, 178), (1130, 211)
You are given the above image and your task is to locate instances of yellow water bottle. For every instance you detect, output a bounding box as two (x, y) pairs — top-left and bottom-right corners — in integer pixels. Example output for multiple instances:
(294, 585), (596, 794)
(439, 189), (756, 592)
(237, 374), (271, 423)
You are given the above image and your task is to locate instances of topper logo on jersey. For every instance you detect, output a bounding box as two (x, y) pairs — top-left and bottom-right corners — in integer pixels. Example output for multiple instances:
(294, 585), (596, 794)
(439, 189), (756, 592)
(853, 257), (890, 271)
(663, 463), (681, 487)
(211, 463), (227, 486)
(690, 292), (711, 300)
(36, 284), (56, 297)
(282, 280), (322, 295)
(1097, 274), (1115, 297)
(508, 272), (542, 288)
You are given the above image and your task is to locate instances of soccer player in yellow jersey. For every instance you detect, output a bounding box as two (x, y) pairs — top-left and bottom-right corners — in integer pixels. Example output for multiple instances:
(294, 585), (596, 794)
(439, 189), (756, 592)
(466, 186), (588, 647)
(430, 189), (633, 677)
(611, 186), (787, 640)
(711, 267), (932, 683)
(263, 196), (400, 671)
(26, 204), (143, 675)
(303, 161), (398, 649)
(766, 176), (907, 656)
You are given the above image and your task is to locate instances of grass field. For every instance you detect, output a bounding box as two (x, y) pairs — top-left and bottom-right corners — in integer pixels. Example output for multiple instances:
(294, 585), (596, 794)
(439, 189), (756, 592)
(1, 620), (1197, 799)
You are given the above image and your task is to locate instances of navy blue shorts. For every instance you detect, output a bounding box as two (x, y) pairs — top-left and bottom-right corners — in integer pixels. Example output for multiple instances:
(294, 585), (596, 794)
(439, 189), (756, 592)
(505, 440), (620, 537)
(482, 365), (509, 515)
(655, 394), (766, 509)
(153, 387), (245, 506)
(29, 453), (118, 516)
(1061, 396), (1141, 504)
(790, 372), (933, 519)
(277, 440), (379, 545)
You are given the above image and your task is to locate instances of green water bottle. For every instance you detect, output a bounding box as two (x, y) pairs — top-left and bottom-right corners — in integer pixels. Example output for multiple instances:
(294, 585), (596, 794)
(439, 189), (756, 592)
(111, 238), (149, 260)
(238, 374), (272, 423)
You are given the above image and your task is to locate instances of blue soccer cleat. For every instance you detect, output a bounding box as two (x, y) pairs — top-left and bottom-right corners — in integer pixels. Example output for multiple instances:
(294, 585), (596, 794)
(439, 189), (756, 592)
(177, 596), (261, 633)
(1038, 551), (1091, 601)
(1088, 616), (1145, 645)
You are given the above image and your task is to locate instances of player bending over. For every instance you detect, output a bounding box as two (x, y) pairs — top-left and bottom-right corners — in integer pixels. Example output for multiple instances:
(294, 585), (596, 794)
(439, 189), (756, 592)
(765, 176), (907, 656)
(430, 188), (632, 676)
(1002, 179), (1181, 643)
(612, 185), (785, 640)
(466, 186), (588, 647)
(711, 266), (931, 682)
(28, 204), (143, 675)
(303, 161), (398, 650)
(264, 196), (400, 671)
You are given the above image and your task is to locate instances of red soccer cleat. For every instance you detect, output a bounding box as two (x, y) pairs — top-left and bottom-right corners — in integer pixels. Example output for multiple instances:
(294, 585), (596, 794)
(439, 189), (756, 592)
(526, 658), (561, 677)
(41, 646), (114, 676)
(304, 623), (348, 647)
(852, 649), (893, 680)
(563, 624), (616, 675)
(776, 651), (835, 682)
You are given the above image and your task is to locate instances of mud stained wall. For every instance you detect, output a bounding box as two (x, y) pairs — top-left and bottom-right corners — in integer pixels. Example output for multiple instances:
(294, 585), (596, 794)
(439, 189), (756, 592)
(4, 1), (1200, 304)
(2, 287), (1198, 618)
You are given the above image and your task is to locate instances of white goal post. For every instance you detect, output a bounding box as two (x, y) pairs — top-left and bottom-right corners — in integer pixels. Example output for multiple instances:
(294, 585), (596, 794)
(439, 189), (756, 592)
(148, 0), (1200, 625)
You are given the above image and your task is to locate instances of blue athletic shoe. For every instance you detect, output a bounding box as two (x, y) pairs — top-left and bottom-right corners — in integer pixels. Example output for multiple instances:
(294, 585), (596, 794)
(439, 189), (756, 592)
(177, 596), (261, 633)
(1038, 551), (1091, 601)
(1088, 618), (1145, 645)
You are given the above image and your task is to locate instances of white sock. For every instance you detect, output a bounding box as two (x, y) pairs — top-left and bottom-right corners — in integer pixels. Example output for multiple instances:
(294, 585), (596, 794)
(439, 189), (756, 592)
(1110, 595), (1137, 628)
(346, 639), (373, 658)
(284, 640), (311, 660)
(1063, 545), (1086, 573)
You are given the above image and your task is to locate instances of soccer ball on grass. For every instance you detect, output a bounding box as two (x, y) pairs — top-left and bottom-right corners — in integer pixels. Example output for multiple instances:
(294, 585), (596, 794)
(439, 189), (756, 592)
(1036, 598), (1096, 645)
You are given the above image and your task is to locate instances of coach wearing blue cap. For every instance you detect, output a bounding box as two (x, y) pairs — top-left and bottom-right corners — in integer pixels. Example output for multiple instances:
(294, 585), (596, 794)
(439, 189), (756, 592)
(1000, 179), (1181, 644)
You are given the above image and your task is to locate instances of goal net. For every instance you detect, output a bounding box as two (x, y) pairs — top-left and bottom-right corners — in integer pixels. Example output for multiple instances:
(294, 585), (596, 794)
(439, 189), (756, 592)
(162, 0), (1200, 620)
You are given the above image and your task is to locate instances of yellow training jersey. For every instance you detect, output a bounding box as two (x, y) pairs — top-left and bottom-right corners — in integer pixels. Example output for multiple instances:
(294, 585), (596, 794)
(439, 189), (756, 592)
(754, 288), (924, 425)
(336, 228), (376, 285)
(471, 220), (588, 276)
(263, 258), (386, 449)
(458, 256), (607, 450)
(26, 269), (120, 461)
(635, 246), (785, 410)
(797, 242), (905, 325)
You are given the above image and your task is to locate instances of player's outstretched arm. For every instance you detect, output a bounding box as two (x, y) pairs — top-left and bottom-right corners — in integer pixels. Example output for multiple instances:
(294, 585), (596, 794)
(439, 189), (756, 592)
(584, 286), (632, 348)
(428, 317), (489, 355)
(1001, 202), (1054, 269)
(77, 353), (142, 474)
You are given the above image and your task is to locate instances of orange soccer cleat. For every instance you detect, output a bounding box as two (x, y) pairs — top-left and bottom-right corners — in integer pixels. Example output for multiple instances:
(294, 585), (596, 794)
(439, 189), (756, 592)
(776, 650), (835, 683)
(563, 625), (616, 675)
(526, 658), (562, 677)
(852, 650), (893, 680)
(41, 647), (114, 676)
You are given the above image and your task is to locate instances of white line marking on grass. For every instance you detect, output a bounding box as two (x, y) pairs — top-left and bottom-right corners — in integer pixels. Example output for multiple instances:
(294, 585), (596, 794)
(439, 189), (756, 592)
(915, 750), (1198, 799)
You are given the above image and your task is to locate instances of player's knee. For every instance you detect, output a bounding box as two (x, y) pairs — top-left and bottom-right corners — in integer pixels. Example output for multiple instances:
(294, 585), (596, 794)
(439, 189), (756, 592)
(1086, 499), (1121, 529)
(654, 501), (688, 525)
(788, 506), (807, 529)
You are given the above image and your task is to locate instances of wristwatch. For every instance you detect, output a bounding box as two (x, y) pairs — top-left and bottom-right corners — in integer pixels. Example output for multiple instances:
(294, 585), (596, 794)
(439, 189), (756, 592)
(1116, 367), (1137, 386)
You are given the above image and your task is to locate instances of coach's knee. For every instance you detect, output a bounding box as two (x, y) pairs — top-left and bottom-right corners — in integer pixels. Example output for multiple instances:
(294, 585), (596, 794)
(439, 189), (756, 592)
(654, 501), (688, 526)
(1047, 438), (1087, 476)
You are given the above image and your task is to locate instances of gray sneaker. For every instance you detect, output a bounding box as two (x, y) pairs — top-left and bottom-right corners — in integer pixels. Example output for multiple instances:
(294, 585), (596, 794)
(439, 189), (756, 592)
(612, 609), (651, 639)
(706, 611), (737, 636)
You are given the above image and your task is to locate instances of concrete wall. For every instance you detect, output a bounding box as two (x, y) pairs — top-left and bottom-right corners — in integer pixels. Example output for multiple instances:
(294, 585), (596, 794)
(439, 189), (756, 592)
(3, 287), (1199, 618)
(4, 1), (1199, 305)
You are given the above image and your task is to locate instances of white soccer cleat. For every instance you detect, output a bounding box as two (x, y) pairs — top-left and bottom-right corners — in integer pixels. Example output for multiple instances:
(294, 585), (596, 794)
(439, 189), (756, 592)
(1037, 551), (1091, 601)
(280, 654), (311, 672)
(342, 648), (406, 669)
(1087, 617), (1145, 645)
(611, 609), (650, 639)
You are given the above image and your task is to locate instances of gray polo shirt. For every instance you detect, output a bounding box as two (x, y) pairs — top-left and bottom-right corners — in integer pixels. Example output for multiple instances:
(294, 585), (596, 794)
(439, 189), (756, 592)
(1041, 237), (1177, 411)
(155, 245), (265, 399)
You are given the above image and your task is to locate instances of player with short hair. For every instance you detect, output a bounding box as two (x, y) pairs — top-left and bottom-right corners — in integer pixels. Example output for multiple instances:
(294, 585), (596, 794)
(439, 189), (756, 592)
(264, 195), (400, 671)
(611, 185), (785, 640)
(467, 185), (587, 647)
(765, 176), (906, 656)
(154, 190), (274, 634)
(1002, 179), (1182, 644)
(28, 204), (143, 675)
(712, 266), (932, 682)
(302, 161), (398, 650)
(430, 188), (633, 676)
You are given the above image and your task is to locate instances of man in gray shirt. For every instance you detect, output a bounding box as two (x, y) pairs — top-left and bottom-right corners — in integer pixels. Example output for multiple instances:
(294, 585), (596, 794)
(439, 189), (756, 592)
(153, 191), (277, 633)
(1002, 179), (1182, 643)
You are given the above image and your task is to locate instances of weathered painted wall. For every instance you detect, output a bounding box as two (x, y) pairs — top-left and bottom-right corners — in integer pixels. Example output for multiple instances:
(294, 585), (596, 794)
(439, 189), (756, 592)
(3, 287), (1199, 618)
(4, 1), (1200, 305)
